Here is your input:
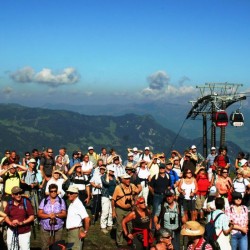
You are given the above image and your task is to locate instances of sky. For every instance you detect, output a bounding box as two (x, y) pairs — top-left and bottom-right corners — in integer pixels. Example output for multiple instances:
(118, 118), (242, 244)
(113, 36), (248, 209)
(1, 0), (250, 107)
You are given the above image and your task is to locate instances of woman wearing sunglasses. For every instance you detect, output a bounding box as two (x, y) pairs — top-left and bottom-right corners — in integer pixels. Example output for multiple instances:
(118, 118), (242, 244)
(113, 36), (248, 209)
(38, 183), (67, 250)
(122, 197), (153, 250)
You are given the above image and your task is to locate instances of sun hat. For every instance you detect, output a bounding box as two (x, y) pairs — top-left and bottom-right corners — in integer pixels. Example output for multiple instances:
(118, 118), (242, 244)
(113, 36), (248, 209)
(181, 221), (205, 236)
(88, 146), (94, 150)
(107, 165), (115, 172)
(66, 185), (79, 193)
(133, 147), (138, 152)
(128, 152), (134, 157)
(120, 173), (131, 179)
(144, 147), (150, 151)
(27, 158), (36, 164)
(125, 162), (134, 170)
(211, 147), (216, 150)
(11, 186), (23, 194)
(159, 163), (166, 169)
(190, 145), (197, 149)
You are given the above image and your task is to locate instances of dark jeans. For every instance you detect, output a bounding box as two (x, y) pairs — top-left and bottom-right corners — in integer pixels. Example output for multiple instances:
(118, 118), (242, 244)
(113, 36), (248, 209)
(152, 193), (164, 216)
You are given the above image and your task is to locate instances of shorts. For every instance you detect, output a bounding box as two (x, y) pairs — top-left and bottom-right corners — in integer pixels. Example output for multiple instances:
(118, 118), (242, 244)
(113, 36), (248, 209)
(195, 195), (206, 210)
(183, 199), (196, 211)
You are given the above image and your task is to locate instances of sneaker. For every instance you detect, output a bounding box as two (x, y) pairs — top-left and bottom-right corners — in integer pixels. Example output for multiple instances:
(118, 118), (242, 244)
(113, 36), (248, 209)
(107, 226), (113, 231)
(101, 228), (109, 234)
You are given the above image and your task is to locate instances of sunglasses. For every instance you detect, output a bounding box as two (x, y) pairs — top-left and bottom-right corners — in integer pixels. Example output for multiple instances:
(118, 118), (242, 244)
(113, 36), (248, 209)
(222, 171), (228, 174)
(67, 192), (76, 195)
(49, 190), (57, 193)
(187, 172), (192, 174)
(163, 236), (171, 239)
(14, 192), (22, 196)
(139, 201), (145, 204)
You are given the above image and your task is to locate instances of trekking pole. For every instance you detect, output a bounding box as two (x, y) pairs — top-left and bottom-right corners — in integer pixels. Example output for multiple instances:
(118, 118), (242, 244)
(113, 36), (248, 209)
(79, 238), (84, 250)
(11, 227), (19, 250)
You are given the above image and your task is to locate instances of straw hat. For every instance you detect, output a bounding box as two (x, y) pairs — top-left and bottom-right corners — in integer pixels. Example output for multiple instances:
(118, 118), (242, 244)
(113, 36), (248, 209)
(181, 221), (205, 236)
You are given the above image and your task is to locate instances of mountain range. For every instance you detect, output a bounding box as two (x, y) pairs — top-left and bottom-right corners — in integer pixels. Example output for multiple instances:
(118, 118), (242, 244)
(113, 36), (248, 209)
(0, 103), (246, 160)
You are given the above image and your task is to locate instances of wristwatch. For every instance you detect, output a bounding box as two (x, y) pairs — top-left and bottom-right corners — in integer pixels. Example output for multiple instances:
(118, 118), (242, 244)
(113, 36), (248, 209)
(84, 230), (88, 234)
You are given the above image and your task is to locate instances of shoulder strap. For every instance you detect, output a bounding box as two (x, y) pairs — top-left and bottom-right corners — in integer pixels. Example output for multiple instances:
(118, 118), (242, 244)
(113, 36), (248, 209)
(201, 241), (208, 250)
(213, 212), (223, 223)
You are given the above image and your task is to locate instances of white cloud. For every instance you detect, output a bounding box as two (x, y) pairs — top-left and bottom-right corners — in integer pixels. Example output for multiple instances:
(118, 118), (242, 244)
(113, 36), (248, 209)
(10, 67), (80, 87)
(141, 70), (197, 101)
(147, 70), (170, 90)
(10, 67), (34, 83)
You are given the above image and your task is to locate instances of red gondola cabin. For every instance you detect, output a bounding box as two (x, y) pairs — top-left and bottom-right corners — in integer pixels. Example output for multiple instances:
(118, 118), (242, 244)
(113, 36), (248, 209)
(213, 111), (228, 127)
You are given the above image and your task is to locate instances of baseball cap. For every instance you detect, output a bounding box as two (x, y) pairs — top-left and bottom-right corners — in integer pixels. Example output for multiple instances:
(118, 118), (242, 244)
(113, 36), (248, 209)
(191, 145), (196, 149)
(11, 186), (23, 194)
(144, 147), (150, 151)
(88, 146), (94, 150)
(211, 147), (216, 150)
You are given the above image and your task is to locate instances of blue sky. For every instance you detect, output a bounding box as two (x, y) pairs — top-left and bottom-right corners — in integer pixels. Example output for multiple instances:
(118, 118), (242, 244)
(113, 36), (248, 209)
(1, 0), (250, 106)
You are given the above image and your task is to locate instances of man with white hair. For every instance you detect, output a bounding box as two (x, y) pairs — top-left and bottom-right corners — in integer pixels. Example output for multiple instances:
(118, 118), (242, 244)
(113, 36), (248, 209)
(66, 186), (90, 250)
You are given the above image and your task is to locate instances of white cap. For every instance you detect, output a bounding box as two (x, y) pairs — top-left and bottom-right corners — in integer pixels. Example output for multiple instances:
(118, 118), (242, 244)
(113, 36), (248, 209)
(209, 186), (217, 196)
(107, 165), (115, 172)
(240, 159), (248, 166)
(88, 146), (94, 150)
(128, 152), (134, 157)
(211, 147), (216, 150)
(133, 147), (138, 152)
(145, 147), (150, 151)
(191, 145), (196, 149)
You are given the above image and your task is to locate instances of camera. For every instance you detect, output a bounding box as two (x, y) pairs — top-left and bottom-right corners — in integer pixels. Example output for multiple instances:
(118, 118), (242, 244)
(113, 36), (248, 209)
(170, 215), (176, 225)
(125, 199), (132, 205)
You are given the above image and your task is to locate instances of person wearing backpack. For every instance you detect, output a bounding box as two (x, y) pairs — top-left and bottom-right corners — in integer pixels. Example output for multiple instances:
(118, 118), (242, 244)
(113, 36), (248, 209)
(181, 221), (213, 249)
(38, 183), (67, 250)
(233, 169), (250, 197)
(207, 197), (234, 250)
(154, 189), (180, 250)
(225, 192), (248, 250)
(4, 186), (34, 250)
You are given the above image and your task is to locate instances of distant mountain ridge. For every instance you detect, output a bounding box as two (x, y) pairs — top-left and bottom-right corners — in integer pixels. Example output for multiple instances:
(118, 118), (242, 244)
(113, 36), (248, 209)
(43, 101), (250, 152)
(0, 103), (244, 159)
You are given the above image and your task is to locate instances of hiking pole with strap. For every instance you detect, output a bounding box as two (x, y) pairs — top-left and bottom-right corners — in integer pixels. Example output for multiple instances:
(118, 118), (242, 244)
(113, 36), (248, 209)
(11, 227), (19, 250)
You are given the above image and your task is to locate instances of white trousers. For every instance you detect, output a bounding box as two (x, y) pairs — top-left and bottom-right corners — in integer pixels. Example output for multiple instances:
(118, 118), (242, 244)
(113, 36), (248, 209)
(139, 181), (149, 205)
(7, 228), (31, 250)
(100, 196), (113, 229)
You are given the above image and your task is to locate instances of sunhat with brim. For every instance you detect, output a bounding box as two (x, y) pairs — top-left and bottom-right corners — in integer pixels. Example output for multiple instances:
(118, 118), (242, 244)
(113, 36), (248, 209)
(66, 185), (79, 193)
(181, 221), (205, 236)
(99, 165), (106, 170)
(28, 158), (36, 164)
(125, 163), (134, 170)
(240, 159), (248, 166)
(53, 170), (61, 174)
(120, 173), (131, 179)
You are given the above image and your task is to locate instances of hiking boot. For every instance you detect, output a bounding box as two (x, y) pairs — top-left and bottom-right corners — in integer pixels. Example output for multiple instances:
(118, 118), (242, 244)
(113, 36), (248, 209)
(101, 228), (109, 234)
(107, 226), (113, 231)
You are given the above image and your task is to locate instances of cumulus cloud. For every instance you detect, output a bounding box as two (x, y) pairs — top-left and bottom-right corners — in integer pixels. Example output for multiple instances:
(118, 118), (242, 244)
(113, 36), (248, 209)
(147, 71), (170, 90)
(10, 67), (80, 87)
(141, 70), (196, 101)
(10, 67), (34, 83)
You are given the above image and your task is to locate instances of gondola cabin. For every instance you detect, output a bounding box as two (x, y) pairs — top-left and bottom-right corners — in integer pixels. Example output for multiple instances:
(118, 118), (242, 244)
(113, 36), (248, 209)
(230, 111), (244, 127)
(213, 111), (228, 127)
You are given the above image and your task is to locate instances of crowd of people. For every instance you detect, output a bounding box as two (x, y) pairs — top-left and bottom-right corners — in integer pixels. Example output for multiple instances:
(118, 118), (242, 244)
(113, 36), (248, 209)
(0, 145), (249, 250)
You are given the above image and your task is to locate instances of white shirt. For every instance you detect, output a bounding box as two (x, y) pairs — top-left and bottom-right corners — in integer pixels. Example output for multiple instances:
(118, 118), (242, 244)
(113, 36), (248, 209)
(45, 178), (65, 198)
(90, 173), (102, 195)
(80, 161), (93, 172)
(113, 164), (125, 178)
(66, 197), (89, 229)
(137, 167), (150, 179)
(233, 177), (249, 196)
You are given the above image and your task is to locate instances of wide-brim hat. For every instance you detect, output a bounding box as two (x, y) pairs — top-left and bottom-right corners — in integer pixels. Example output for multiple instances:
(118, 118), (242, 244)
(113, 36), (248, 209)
(120, 173), (131, 179)
(125, 162), (134, 170)
(66, 185), (79, 193)
(181, 221), (205, 236)
(28, 158), (36, 164)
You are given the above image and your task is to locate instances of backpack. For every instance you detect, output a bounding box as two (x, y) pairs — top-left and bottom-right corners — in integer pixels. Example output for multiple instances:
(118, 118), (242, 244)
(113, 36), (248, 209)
(204, 212), (223, 250)
(7, 197), (28, 217)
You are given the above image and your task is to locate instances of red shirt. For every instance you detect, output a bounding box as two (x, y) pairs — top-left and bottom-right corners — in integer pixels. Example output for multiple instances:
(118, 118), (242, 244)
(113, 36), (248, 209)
(187, 237), (213, 250)
(5, 198), (34, 234)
